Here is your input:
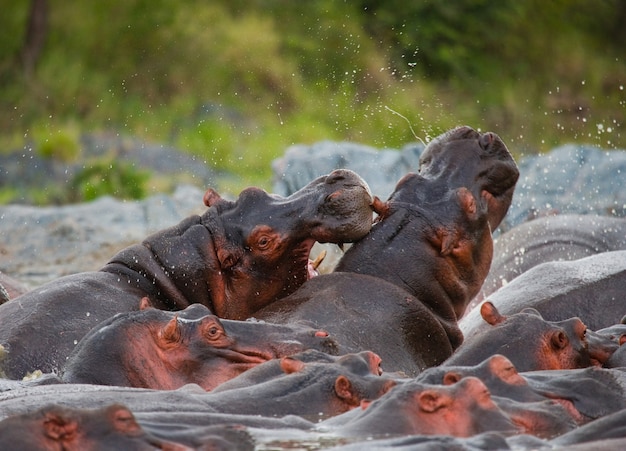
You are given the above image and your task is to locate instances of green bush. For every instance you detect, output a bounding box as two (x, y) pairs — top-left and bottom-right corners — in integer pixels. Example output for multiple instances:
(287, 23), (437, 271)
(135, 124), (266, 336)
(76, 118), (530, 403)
(71, 160), (150, 202)
(33, 123), (81, 163)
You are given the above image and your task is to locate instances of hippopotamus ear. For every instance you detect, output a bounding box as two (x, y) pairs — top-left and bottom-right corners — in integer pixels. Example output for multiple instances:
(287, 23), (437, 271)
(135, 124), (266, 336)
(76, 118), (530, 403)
(158, 316), (181, 348)
(417, 389), (449, 413)
(550, 329), (569, 350)
(203, 188), (236, 209)
(108, 405), (142, 434)
(457, 187), (478, 218)
(203, 188), (222, 207)
(480, 301), (507, 326)
(334, 375), (360, 407)
(442, 371), (462, 385)
(371, 196), (390, 221)
(139, 296), (154, 310)
(280, 357), (306, 374)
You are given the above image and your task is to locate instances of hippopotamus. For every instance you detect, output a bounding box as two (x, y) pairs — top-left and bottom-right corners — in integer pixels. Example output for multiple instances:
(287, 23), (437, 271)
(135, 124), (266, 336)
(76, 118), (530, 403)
(322, 376), (522, 439)
(594, 322), (626, 367)
(446, 302), (595, 372)
(187, 351), (396, 420)
(211, 348), (381, 392)
(461, 250), (626, 336)
(255, 126), (519, 375)
(61, 302), (338, 390)
(0, 403), (192, 451)
(0, 352), (395, 422)
(471, 214), (626, 309)
(0, 169), (374, 379)
(421, 355), (626, 424)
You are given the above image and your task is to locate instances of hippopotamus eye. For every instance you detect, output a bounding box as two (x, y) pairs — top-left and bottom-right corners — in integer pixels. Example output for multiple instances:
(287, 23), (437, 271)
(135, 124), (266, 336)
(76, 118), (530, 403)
(257, 236), (270, 249)
(207, 326), (220, 337)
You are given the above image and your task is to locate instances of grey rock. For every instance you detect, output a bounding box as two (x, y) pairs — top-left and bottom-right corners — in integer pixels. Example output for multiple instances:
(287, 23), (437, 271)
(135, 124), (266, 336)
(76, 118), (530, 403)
(272, 141), (626, 232)
(272, 140), (424, 200)
(0, 132), (216, 204)
(506, 144), (626, 228)
(0, 185), (206, 288)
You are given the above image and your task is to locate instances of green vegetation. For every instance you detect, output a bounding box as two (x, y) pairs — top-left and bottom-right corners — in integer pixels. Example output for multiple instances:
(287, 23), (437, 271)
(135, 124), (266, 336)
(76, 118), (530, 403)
(71, 160), (149, 202)
(33, 121), (81, 162)
(1, 0), (625, 203)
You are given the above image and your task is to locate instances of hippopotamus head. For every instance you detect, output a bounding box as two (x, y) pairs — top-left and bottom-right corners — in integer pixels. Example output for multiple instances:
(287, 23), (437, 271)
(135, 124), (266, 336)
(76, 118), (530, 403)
(62, 302), (339, 390)
(205, 350), (396, 420)
(333, 376), (521, 438)
(108, 169), (374, 320)
(0, 403), (184, 450)
(201, 168), (374, 318)
(422, 354), (541, 401)
(445, 301), (592, 372)
(418, 125), (519, 231)
(333, 127), (519, 341)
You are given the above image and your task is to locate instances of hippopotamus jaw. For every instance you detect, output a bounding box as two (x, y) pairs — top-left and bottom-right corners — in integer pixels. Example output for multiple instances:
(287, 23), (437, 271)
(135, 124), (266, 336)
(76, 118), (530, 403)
(201, 169), (374, 319)
(208, 236), (318, 320)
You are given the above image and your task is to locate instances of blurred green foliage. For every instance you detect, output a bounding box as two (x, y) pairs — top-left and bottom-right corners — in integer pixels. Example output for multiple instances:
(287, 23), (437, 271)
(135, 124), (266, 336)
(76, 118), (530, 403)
(71, 160), (149, 202)
(1, 0), (625, 201)
(33, 122), (81, 162)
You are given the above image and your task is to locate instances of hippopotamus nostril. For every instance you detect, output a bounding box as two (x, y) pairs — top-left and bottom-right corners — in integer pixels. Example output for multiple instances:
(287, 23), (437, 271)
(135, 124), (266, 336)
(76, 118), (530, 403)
(479, 132), (494, 149)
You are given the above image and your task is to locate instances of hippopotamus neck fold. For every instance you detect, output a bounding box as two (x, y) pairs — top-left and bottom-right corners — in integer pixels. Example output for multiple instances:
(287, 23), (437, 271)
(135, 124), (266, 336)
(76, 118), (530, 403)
(102, 215), (216, 311)
(337, 206), (467, 323)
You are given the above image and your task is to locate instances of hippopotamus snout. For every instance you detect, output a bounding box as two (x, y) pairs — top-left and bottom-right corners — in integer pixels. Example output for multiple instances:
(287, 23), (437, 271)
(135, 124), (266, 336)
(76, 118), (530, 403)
(310, 169), (374, 243)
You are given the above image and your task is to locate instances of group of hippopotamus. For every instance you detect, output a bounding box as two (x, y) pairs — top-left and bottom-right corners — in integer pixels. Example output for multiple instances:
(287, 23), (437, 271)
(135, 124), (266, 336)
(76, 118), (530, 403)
(1, 125), (626, 449)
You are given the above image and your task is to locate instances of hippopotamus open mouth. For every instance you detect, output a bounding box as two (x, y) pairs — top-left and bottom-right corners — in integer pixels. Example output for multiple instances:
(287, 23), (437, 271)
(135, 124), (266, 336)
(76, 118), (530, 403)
(198, 168), (375, 319)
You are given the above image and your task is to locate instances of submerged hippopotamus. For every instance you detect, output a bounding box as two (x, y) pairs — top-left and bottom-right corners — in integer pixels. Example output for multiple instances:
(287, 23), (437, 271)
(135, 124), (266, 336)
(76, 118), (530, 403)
(471, 214), (626, 309)
(447, 302), (594, 372)
(0, 169), (374, 379)
(0, 403), (192, 451)
(323, 376), (523, 439)
(422, 354), (626, 425)
(192, 351), (396, 420)
(460, 250), (626, 336)
(62, 302), (338, 390)
(256, 126), (519, 375)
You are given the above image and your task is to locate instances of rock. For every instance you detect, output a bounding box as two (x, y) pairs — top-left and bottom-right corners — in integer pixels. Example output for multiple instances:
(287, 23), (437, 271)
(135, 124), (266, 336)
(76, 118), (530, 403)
(272, 140), (424, 200)
(272, 141), (626, 232)
(505, 144), (626, 228)
(0, 185), (206, 288)
(0, 132), (217, 205)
